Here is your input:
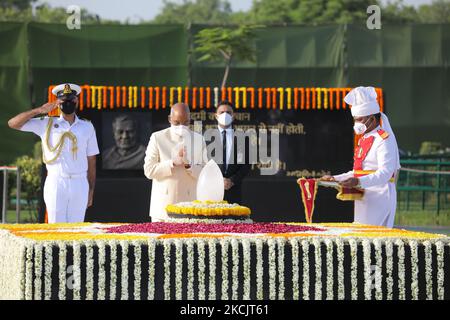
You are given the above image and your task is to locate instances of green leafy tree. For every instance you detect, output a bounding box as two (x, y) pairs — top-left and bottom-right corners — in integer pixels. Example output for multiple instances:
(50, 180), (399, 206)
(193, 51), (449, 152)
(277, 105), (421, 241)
(0, 1), (115, 24)
(219, 0), (450, 25)
(248, 0), (294, 24)
(417, 0), (450, 23)
(382, 0), (420, 23)
(194, 25), (257, 87)
(153, 0), (233, 24)
(0, 0), (36, 10)
(383, 0), (450, 23)
(245, 0), (379, 25)
(11, 151), (41, 222)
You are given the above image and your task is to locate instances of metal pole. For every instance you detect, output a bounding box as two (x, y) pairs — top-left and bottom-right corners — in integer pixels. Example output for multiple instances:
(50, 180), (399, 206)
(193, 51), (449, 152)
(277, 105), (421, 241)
(437, 162), (441, 216)
(406, 170), (410, 211)
(16, 168), (21, 224)
(2, 169), (8, 224)
(422, 165), (425, 210)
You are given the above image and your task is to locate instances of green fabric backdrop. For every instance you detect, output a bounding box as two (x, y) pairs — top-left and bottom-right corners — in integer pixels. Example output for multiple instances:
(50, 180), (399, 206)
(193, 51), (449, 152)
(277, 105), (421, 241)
(346, 24), (450, 153)
(0, 23), (35, 164)
(28, 23), (189, 106)
(190, 24), (346, 87)
(0, 23), (449, 163)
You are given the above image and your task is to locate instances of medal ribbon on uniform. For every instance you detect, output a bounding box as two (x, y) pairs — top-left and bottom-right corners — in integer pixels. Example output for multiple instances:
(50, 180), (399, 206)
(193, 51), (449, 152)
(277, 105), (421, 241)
(297, 177), (319, 223)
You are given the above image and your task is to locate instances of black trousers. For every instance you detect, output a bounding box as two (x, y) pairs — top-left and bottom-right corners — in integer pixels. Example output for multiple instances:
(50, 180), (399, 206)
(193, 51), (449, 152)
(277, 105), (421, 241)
(224, 185), (243, 204)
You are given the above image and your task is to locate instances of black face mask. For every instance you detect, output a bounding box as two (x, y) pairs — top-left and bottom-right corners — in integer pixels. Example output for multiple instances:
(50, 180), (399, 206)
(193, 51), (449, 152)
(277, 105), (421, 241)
(60, 99), (76, 114)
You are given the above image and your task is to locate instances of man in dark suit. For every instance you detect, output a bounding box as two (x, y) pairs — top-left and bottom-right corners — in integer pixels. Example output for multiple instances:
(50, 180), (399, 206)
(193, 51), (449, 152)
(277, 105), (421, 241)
(212, 100), (251, 204)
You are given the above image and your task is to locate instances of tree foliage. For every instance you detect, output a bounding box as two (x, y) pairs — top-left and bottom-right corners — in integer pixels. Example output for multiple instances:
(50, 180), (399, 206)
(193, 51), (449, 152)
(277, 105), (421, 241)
(194, 25), (257, 87)
(0, 0), (117, 24)
(153, 0), (233, 24)
(10, 149), (42, 222)
(2, 0), (449, 25)
(154, 0), (450, 25)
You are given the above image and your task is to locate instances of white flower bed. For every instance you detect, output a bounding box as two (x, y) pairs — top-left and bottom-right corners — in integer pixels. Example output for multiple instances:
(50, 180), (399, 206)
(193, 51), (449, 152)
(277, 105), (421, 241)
(0, 229), (448, 300)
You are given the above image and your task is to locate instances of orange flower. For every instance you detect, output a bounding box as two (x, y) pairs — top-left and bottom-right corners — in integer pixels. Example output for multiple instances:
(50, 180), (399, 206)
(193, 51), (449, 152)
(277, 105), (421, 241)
(47, 84), (384, 111)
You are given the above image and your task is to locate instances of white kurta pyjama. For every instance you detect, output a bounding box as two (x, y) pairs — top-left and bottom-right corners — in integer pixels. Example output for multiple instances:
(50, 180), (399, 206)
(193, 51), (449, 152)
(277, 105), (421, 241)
(144, 127), (208, 222)
(20, 115), (99, 223)
(334, 126), (399, 227)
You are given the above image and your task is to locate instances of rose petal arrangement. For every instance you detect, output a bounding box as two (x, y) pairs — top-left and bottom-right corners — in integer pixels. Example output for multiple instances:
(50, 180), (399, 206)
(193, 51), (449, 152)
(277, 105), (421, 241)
(106, 222), (324, 234)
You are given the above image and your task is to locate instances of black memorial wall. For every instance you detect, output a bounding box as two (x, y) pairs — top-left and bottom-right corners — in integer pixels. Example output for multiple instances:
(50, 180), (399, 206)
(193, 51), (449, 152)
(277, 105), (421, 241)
(74, 108), (354, 223)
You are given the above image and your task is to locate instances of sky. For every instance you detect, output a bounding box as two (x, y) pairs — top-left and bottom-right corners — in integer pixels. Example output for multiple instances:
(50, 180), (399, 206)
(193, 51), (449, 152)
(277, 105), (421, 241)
(37, 0), (435, 23)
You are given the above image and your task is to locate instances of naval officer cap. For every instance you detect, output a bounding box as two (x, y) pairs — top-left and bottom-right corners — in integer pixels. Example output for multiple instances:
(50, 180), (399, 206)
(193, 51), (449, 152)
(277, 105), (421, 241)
(51, 83), (81, 99)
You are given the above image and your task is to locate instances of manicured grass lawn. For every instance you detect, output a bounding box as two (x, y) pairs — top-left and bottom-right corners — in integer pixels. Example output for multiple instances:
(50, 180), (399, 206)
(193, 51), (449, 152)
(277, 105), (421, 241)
(4, 209), (38, 224)
(395, 209), (450, 226)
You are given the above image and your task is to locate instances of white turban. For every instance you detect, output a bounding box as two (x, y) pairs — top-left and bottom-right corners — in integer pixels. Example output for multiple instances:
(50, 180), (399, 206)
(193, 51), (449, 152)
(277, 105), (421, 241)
(344, 86), (401, 170)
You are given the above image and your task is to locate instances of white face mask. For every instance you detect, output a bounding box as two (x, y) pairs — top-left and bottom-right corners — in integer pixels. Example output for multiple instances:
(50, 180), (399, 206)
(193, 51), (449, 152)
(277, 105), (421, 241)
(170, 124), (189, 137)
(353, 122), (367, 135)
(217, 112), (233, 127)
(353, 116), (373, 135)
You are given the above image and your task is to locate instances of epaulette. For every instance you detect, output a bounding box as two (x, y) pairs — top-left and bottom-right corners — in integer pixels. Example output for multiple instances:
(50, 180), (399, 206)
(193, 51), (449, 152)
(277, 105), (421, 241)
(79, 118), (91, 122)
(377, 129), (389, 140)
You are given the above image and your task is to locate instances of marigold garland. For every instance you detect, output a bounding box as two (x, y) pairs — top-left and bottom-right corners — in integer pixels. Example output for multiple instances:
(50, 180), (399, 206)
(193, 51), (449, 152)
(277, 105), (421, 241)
(47, 85), (384, 111)
(165, 202), (251, 217)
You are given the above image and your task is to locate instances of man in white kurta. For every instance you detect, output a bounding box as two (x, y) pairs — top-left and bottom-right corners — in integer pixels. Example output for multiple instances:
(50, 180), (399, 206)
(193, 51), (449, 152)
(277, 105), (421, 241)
(323, 86), (401, 227)
(144, 103), (207, 221)
(8, 83), (99, 223)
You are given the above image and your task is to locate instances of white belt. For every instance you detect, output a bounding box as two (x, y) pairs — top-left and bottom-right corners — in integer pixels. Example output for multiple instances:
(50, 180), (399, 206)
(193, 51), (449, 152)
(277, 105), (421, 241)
(48, 172), (86, 179)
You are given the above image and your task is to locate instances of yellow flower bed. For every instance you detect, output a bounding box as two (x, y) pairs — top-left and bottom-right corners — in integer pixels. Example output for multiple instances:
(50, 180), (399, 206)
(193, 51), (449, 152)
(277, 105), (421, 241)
(339, 231), (444, 239)
(0, 222), (91, 230)
(16, 232), (149, 241)
(0, 222), (124, 231)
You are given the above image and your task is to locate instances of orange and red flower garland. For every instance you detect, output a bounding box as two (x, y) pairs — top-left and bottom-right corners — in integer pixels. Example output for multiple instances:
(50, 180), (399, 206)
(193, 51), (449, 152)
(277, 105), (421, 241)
(47, 85), (384, 116)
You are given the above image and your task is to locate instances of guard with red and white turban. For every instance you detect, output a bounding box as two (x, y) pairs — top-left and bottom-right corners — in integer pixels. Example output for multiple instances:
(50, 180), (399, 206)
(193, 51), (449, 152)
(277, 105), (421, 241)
(321, 86), (401, 227)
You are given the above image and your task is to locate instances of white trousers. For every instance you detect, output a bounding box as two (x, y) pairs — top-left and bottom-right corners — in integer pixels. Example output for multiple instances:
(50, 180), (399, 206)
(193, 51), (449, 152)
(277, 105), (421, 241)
(44, 173), (89, 223)
(354, 182), (397, 228)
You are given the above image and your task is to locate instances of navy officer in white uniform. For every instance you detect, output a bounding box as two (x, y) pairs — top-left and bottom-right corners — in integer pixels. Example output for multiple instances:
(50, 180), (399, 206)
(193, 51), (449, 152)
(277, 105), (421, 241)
(8, 83), (99, 223)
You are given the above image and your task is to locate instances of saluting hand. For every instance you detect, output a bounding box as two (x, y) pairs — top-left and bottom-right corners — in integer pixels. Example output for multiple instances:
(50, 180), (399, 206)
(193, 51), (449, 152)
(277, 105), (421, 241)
(38, 101), (58, 114)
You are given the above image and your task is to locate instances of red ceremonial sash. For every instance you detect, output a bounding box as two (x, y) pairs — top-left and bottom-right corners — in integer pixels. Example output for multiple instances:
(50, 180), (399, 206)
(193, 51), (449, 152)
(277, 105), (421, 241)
(353, 135), (375, 171)
(353, 132), (395, 182)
